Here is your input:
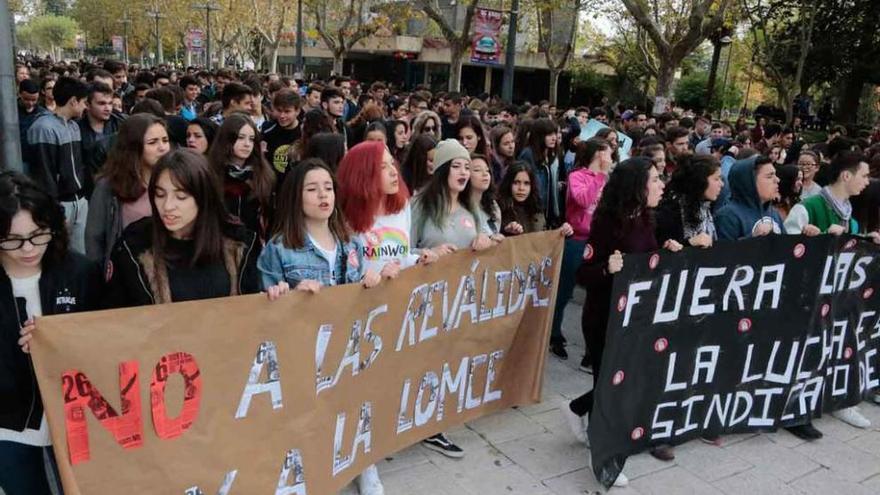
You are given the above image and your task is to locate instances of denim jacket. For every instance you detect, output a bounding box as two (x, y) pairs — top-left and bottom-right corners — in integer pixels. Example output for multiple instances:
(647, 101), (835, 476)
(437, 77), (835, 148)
(258, 234), (366, 289)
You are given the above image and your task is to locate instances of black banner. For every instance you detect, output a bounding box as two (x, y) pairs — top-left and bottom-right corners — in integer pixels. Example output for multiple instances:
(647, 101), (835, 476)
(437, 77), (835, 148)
(589, 235), (880, 487)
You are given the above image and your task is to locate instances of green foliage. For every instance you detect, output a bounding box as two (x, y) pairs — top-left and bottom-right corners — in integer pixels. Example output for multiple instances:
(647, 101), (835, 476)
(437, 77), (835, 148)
(43, 0), (69, 16)
(19, 15), (80, 52)
(570, 62), (612, 94)
(674, 71), (743, 112)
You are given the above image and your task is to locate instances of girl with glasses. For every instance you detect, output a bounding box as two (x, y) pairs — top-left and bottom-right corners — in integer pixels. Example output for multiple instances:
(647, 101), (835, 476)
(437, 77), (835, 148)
(0, 171), (102, 494)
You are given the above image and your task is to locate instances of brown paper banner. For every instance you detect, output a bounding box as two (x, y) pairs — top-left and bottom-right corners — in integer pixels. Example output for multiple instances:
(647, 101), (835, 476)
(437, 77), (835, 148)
(32, 231), (563, 494)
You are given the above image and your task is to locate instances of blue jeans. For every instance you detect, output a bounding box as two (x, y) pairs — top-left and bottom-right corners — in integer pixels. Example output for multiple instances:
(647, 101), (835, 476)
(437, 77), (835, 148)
(0, 441), (52, 495)
(550, 238), (585, 345)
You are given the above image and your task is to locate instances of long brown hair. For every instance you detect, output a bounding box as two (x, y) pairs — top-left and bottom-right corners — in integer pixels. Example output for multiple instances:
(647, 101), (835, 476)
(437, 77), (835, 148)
(208, 113), (275, 211)
(101, 114), (167, 201)
(272, 158), (350, 249)
(148, 149), (229, 267)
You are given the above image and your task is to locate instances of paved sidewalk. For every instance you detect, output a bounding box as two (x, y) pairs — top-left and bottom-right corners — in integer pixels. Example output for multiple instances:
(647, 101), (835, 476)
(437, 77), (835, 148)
(342, 292), (880, 495)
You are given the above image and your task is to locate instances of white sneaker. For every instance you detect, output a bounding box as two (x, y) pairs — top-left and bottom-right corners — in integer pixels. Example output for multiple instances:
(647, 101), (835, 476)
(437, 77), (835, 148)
(561, 402), (587, 444)
(613, 471), (629, 487)
(832, 406), (871, 429)
(357, 464), (384, 495)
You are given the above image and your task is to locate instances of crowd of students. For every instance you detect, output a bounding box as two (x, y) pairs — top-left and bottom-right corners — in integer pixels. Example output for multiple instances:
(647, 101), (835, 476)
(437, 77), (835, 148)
(4, 58), (880, 493)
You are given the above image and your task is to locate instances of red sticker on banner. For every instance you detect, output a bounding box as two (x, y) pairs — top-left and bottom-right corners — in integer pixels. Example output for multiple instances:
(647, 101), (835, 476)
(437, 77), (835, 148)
(654, 338), (668, 353)
(845, 239), (857, 250)
(612, 370), (625, 385)
(649, 253), (660, 269)
(844, 347), (854, 359)
(737, 318), (752, 333)
(821, 303), (830, 317)
(583, 244), (594, 261)
(793, 243), (805, 258)
(617, 295), (627, 312)
(864, 287), (874, 300)
(630, 427), (645, 440)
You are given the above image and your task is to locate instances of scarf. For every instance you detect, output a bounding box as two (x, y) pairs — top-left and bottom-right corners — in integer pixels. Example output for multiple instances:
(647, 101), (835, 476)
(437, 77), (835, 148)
(226, 164), (253, 182)
(682, 200), (717, 241)
(820, 186), (852, 222)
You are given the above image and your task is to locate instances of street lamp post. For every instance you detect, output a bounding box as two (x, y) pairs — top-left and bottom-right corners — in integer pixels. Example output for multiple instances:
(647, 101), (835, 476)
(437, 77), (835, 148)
(192, 3), (220, 69)
(501, 0), (519, 103)
(146, 7), (165, 65)
(719, 41), (734, 115)
(706, 33), (732, 111)
(118, 12), (132, 64)
(295, 0), (303, 75)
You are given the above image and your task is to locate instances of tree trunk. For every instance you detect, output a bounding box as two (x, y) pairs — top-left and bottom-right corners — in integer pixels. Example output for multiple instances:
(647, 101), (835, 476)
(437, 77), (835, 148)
(332, 51), (344, 76)
(654, 61), (676, 114)
(268, 43), (279, 73)
(448, 46), (464, 92)
(549, 69), (561, 105)
(838, 70), (866, 125)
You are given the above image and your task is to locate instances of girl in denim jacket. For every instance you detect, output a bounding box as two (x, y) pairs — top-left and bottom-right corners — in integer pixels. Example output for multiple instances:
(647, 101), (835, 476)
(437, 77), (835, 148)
(258, 159), (380, 294)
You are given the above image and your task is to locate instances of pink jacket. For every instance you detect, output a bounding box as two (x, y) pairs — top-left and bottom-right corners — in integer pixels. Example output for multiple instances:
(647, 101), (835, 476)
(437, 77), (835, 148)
(566, 168), (607, 240)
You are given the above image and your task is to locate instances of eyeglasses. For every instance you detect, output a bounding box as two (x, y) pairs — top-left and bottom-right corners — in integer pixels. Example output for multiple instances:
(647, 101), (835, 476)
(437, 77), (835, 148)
(798, 161), (817, 169)
(423, 126), (436, 132)
(0, 232), (54, 251)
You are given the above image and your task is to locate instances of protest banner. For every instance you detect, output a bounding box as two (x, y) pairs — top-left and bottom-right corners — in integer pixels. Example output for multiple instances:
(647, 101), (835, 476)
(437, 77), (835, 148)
(589, 234), (880, 487)
(578, 119), (633, 160)
(470, 8), (503, 65)
(31, 232), (563, 494)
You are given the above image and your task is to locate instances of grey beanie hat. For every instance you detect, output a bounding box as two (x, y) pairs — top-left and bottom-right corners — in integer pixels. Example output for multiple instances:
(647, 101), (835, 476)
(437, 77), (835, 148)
(433, 139), (471, 169)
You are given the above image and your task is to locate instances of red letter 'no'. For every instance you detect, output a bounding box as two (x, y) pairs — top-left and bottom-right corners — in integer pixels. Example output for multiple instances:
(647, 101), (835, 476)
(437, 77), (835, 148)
(62, 361), (143, 465)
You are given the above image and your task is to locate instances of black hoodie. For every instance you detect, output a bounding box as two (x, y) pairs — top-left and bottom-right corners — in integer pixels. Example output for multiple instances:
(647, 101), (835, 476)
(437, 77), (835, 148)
(0, 252), (103, 431)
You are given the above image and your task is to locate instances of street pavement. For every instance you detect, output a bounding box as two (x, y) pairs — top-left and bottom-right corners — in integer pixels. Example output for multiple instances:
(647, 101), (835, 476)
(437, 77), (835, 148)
(341, 289), (880, 495)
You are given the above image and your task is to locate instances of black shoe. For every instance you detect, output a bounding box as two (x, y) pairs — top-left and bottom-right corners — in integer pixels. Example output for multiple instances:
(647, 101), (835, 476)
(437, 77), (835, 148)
(422, 433), (464, 458)
(649, 444), (675, 461)
(785, 423), (823, 441)
(579, 355), (592, 373)
(550, 342), (568, 360)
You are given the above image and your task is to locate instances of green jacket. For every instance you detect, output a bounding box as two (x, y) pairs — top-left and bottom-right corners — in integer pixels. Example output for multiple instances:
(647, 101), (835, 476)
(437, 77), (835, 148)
(801, 194), (859, 234)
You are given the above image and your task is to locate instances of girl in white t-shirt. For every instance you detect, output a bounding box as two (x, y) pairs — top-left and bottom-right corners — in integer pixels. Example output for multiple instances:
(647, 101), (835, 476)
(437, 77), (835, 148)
(336, 141), (447, 492)
(1, 171), (103, 494)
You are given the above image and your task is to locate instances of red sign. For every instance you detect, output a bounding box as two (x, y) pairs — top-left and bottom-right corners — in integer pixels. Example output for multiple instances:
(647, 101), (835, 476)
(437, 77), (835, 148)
(186, 29), (205, 53)
(470, 8), (503, 65)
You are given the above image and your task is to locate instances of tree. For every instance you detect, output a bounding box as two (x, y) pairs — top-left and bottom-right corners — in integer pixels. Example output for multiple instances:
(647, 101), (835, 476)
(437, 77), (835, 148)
(22, 14), (80, 59)
(619, 0), (733, 111)
(416, 0), (481, 92)
(742, 0), (817, 123)
(674, 70), (742, 111)
(43, 0), (69, 16)
(210, 0), (253, 67)
(307, 0), (387, 75)
(252, 0), (292, 73)
(535, 0), (585, 104)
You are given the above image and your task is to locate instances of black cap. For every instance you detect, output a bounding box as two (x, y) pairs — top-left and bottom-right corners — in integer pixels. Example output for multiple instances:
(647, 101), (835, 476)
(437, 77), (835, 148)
(19, 79), (39, 94)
